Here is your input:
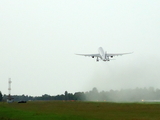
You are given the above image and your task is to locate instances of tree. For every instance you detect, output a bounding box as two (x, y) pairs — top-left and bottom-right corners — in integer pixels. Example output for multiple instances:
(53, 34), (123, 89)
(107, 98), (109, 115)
(65, 91), (68, 100)
(74, 92), (86, 100)
(85, 87), (99, 101)
(0, 91), (3, 101)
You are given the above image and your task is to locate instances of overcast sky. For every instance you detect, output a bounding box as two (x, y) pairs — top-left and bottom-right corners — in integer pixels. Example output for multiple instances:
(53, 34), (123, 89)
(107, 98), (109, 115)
(0, 0), (160, 96)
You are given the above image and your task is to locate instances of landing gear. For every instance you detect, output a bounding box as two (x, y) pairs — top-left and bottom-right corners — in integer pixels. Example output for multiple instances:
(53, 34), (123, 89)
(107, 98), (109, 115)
(96, 57), (99, 62)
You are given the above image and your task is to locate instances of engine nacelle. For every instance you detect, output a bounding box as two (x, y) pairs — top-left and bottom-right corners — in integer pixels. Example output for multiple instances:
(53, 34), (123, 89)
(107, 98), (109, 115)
(92, 56), (94, 58)
(110, 56), (113, 58)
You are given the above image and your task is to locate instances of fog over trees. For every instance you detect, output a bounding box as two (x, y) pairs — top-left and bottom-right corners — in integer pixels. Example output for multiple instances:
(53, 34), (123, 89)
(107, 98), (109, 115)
(2, 87), (160, 102)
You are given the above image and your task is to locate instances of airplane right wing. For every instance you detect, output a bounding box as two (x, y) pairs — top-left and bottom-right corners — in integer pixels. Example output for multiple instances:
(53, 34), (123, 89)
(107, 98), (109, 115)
(107, 52), (133, 57)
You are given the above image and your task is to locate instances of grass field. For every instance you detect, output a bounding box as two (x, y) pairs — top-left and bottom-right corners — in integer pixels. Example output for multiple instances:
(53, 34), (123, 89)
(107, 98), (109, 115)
(0, 101), (160, 120)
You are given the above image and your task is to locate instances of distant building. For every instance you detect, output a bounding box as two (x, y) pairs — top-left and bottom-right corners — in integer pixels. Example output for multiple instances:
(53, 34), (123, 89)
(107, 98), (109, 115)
(7, 94), (14, 103)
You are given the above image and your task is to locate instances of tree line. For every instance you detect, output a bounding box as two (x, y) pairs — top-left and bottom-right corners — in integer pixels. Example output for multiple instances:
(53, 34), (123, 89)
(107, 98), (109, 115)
(1, 87), (160, 102)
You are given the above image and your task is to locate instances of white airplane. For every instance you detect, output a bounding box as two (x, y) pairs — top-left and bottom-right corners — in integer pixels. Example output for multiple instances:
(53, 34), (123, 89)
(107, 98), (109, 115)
(76, 47), (133, 62)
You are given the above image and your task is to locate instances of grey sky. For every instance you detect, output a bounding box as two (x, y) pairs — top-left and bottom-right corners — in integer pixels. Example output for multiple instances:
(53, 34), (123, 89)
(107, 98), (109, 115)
(0, 0), (160, 96)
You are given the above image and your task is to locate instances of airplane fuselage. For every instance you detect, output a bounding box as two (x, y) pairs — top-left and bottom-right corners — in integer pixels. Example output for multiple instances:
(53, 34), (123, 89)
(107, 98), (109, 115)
(98, 47), (109, 61)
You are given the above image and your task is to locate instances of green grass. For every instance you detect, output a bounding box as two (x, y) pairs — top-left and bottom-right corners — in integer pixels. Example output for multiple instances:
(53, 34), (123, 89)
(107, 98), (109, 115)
(0, 101), (160, 120)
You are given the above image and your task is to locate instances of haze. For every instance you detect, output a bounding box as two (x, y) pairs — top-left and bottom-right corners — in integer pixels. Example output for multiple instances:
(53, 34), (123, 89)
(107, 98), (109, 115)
(0, 0), (160, 96)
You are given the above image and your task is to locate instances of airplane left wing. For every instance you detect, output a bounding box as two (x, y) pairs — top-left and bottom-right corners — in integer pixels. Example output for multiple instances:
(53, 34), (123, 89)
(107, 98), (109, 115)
(75, 54), (100, 57)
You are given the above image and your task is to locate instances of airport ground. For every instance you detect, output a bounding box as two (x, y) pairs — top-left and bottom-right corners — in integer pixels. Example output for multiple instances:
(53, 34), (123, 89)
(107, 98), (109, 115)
(0, 101), (160, 120)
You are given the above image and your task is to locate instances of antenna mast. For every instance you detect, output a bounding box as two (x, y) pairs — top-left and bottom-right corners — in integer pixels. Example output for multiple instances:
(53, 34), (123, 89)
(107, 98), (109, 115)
(8, 78), (11, 96)
(7, 78), (14, 103)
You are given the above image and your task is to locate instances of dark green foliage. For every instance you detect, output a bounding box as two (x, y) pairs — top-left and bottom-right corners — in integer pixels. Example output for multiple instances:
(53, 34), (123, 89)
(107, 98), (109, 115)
(74, 92), (86, 100)
(65, 91), (68, 100)
(0, 91), (2, 101)
(2, 87), (160, 102)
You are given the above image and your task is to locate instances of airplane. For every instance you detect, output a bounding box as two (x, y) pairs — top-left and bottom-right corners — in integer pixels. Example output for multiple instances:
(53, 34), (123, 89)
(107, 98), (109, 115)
(76, 47), (133, 62)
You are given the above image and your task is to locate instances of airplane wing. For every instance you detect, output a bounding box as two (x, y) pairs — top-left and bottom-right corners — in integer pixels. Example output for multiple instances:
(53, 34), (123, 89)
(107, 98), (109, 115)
(107, 52), (133, 57)
(75, 53), (100, 57)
